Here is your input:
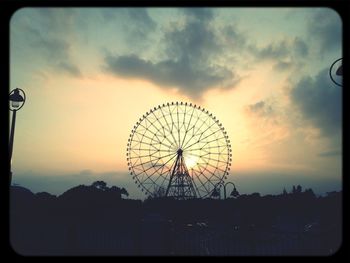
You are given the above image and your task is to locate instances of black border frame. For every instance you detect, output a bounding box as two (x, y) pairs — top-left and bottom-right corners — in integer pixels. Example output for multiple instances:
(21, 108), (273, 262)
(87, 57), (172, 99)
(1, 0), (348, 260)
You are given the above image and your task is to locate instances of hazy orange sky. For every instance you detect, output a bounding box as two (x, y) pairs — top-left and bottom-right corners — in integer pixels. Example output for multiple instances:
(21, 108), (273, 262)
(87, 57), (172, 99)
(10, 8), (342, 199)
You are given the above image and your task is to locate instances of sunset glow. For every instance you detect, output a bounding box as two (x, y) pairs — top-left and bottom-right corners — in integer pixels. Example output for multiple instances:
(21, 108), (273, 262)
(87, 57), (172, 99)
(10, 7), (342, 199)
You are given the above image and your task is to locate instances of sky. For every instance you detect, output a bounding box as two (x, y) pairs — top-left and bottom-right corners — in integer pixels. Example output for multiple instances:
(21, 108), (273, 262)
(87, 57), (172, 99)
(10, 7), (342, 199)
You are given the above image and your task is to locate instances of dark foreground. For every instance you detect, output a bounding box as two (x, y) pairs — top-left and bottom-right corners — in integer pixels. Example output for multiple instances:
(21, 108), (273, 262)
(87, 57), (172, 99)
(10, 184), (342, 256)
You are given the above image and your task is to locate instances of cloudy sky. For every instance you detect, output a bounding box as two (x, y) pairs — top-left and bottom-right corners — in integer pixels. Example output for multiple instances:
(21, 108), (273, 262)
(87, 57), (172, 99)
(10, 7), (342, 199)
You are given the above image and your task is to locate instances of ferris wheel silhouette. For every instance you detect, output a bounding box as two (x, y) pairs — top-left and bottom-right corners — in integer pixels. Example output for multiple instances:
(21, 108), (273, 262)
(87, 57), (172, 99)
(127, 102), (232, 199)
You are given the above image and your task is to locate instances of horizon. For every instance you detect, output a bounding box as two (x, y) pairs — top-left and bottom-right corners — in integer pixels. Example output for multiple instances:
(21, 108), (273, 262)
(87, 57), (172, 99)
(10, 7), (342, 201)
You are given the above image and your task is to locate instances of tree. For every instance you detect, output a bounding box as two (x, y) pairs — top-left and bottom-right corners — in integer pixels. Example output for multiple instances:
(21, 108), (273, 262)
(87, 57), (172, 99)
(153, 186), (166, 198)
(109, 186), (129, 198)
(282, 187), (287, 195)
(91, 181), (107, 191)
(304, 188), (316, 198)
(296, 185), (302, 193)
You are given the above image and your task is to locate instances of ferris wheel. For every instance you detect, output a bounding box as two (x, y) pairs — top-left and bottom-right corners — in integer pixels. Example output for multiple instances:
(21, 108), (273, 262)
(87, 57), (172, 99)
(126, 102), (232, 199)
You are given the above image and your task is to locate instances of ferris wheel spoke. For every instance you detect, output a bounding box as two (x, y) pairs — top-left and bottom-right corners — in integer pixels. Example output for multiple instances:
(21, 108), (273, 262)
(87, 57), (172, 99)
(167, 104), (179, 147)
(191, 114), (211, 136)
(159, 105), (179, 149)
(189, 170), (201, 197)
(198, 134), (226, 149)
(138, 153), (178, 185)
(176, 104), (181, 149)
(148, 110), (178, 148)
(157, 166), (172, 183)
(207, 172), (224, 183)
(128, 149), (167, 160)
(137, 122), (174, 149)
(195, 163), (218, 189)
(128, 102), (231, 199)
(129, 139), (163, 151)
(152, 155), (176, 183)
(182, 119), (203, 149)
(180, 110), (205, 150)
(192, 166), (212, 194)
(197, 157), (229, 167)
(136, 123), (169, 148)
(133, 130), (163, 147)
(185, 144), (228, 152)
(183, 130), (223, 151)
(131, 152), (177, 168)
(181, 116), (208, 150)
(141, 151), (177, 177)
(183, 132), (225, 152)
(129, 148), (172, 153)
(180, 105), (195, 149)
(185, 153), (229, 166)
(199, 121), (221, 139)
(155, 160), (176, 191)
(197, 161), (227, 174)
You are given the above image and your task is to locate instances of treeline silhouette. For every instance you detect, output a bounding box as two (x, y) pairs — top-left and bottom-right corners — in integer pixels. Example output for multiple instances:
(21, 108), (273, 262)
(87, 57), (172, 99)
(10, 181), (342, 256)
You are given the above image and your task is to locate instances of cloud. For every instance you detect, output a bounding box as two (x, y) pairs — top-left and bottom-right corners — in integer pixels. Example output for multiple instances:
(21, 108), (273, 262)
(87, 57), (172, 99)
(103, 11), (239, 99)
(32, 32), (82, 77)
(31, 35), (70, 61)
(249, 37), (308, 71)
(127, 8), (156, 31)
(290, 68), (342, 137)
(252, 41), (289, 60)
(273, 61), (293, 71)
(245, 99), (289, 148)
(125, 8), (157, 42)
(248, 100), (276, 119)
(56, 61), (82, 77)
(248, 101), (274, 117)
(307, 8), (342, 54)
(104, 54), (234, 98)
(318, 150), (342, 157)
(101, 8), (156, 34)
(13, 9), (82, 78)
(163, 20), (221, 62)
(294, 37), (309, 57)
(180, 7), (214, 22)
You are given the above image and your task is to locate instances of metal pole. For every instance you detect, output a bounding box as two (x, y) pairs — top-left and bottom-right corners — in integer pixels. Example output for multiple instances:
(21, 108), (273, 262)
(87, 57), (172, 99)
(165, 152), (181, 197)
(224, 182), (236, 199)
(9, 110), (17, 186)
(224, 184), (227, 200)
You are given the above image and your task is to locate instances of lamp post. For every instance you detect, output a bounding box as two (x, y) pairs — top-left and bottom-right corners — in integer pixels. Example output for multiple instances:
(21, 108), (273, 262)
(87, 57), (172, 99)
(9, 88), (26, 186)
(329, 58), (343, 87)
(211, 181), (239, 200)
(223, 182), (239, 199)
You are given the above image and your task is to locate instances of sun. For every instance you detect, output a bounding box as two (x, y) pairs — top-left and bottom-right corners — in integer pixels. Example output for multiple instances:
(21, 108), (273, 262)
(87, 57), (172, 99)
(184, 154), (199, 169)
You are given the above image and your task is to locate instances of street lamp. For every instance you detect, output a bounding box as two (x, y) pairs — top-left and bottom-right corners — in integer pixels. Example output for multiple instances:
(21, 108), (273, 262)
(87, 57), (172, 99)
(211, 185), (221, 199)
(211, 181), (240, 200)
(9, 88), (26, 186)
(329, 58), (343, 87)
(224, 182), (240, 199)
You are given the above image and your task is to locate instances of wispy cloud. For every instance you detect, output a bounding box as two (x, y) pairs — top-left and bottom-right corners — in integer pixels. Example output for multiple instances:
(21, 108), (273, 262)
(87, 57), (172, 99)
(103, 8), (240, 99)
(248, 100), (274, 117)
(57, 61), (82, 77)
(307, 8), (342, 55)
(318, 150), (342, 157)
(248, 37), (309, 71)
(290, 68), (342, 137)
(13, 8), (83, 78)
